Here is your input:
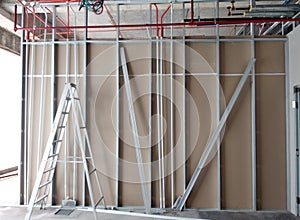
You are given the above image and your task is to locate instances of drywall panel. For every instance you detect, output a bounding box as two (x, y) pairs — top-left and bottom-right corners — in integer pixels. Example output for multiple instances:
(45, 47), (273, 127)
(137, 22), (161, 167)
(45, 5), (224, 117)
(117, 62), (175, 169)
(167, 75), (185, 207)
(87, 44), (118, 206)
(88, 76), (118, 206)
(256, 75), (287, 210)
(185, 75), (218, 208)
(220, 42), (251, 74)
(27, 77), (53, 203)
(186, 42), (216, 73)
(27, 45), (52, 75)
(255, 41), (285, 74)
(220, 76), (252, 209)
(55, 44), (85, 76)
(121, 43), (151, 75)
(119, 75), (151, 206)
(24, 39), (287, 211)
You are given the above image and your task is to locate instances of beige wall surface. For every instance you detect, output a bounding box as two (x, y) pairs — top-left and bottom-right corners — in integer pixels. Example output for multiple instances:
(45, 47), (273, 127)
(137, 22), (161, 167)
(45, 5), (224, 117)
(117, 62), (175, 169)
(24, 38), (287, 210)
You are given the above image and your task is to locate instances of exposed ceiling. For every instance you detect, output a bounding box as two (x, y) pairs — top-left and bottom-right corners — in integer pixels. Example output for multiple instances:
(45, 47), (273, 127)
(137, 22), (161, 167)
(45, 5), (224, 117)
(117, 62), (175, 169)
(0, 0), (299, 40)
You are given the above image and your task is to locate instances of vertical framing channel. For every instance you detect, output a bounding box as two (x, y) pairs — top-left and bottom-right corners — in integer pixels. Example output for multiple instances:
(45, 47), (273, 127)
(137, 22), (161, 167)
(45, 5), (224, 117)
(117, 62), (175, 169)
(285, 39), (291, 212)
(116, 3), (120, 208)
(64, 3), (70, 200)
(156, 18), (162, 209)
(160, 20), (165, 209)
(170, 3), (175, 206)
(25, 8), (31, 206)
(182, 2), (187, 202)
(71, 5), (78, 201)
(296, 86), (300, 215)
(149, 3), (153, 209)
(82, 5), (88, 207)
(20, 6), (27, 205)
(250, 0), (257, 209)
(215, 0), (221, 210)
(51, 5), (57, 205)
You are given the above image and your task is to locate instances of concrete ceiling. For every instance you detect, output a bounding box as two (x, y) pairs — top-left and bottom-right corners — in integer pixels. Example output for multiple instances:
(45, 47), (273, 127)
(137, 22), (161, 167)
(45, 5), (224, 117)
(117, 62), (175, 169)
(0, 0), (298, 40)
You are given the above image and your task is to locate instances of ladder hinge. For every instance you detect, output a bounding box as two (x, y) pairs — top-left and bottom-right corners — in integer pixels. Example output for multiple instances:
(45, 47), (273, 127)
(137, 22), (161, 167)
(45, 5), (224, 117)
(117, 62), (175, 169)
(297, 197), (300, 204)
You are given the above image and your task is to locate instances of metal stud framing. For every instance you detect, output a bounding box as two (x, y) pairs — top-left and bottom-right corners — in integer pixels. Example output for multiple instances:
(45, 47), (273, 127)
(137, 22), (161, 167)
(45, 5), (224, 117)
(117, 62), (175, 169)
(18, 0), (291, 214)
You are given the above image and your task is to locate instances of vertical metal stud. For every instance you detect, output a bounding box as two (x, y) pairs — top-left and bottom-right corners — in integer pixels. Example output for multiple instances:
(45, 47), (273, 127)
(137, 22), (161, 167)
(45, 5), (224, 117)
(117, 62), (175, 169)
(250, 2), (257, 209)
(116, 3), (120, 208)
(20, 5), (27, 205)
(149, 3), (153, 209)
(170, 3), (175, 207)
(215, 0), (221, 210)
(82, 4), (88, 207)
(182, 2), (187, 202)
(285, 40), (291, 212)
(51, 6), (57, 205)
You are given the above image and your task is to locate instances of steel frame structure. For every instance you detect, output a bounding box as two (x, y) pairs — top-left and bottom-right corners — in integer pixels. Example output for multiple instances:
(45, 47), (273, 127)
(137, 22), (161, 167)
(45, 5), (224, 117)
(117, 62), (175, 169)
(18, 0), (293, 215)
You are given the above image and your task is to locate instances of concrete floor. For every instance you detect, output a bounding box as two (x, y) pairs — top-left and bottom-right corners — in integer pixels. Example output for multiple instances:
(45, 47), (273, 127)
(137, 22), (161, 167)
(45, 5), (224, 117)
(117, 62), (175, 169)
(1, 206), (300, 220)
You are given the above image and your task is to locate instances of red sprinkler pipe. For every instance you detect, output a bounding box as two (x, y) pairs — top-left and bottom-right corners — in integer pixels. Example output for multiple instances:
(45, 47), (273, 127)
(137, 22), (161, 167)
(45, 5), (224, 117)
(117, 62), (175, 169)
(160, 4), (172, 37)
(15, 0), (65, 39)
(34, 24), (238, 38)
(25, 5), (30, 40)
(14, 5), (17, 32)
(15, 17), (300, 32)
(150, 3), (159, 37)
(33, 0), (78, 2)
(32, 5), (36, 39)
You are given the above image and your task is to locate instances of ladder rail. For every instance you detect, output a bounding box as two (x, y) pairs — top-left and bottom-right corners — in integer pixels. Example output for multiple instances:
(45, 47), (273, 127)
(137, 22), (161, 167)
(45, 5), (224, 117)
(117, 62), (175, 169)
(25, 84), (71, 220)
(74, 96), (106, 208)
(37, 92), (73, 208)
(69, 89), (97, 219)
(25, 83), (105, 220)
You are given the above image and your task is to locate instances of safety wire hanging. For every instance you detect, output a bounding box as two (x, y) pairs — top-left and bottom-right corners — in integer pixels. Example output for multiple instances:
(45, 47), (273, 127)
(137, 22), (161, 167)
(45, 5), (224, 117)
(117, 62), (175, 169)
(79, 0), (104, 15)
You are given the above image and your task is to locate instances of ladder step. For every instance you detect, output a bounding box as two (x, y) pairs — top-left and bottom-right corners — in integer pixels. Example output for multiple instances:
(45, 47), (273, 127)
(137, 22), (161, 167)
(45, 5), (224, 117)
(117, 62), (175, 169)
(43, 167), (55, 174)
(89, 168), (97, 175)
(74, 97), (80, 100)
(53, 140), (62, 143)
(34, 194), (48, 204)
(80, 126), (86, 129)
(95, 196), (104, 208)
(39, 180), (52, 189)
(62, 111), (70, 114)
(66, 97), (71, 101)
(58, 126), (66, 129)
(48, 153), (59, 158)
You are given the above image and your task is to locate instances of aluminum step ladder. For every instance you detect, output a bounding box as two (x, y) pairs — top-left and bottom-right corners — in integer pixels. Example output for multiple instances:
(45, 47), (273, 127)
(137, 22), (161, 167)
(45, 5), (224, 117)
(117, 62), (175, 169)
(25, 83), (106, 220)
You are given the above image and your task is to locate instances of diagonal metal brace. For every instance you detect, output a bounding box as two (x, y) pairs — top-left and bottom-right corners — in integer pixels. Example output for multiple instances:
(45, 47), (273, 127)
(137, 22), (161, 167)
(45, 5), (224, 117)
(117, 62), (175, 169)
(120, 47), (151, 214)
(174, 59), (256, 211)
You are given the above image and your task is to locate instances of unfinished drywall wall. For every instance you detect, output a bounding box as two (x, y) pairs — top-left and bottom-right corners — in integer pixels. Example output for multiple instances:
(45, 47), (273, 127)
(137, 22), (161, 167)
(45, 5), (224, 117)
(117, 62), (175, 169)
(23, 37), (287, 211)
